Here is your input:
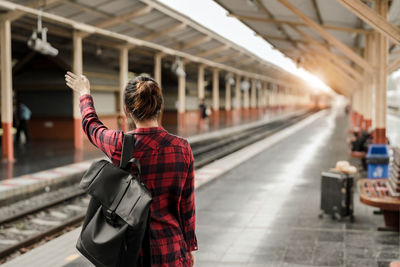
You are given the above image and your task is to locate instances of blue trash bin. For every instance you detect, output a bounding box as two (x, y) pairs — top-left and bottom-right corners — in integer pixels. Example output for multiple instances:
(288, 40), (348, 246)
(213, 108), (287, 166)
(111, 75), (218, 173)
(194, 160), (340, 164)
(366, 144), (390, 179)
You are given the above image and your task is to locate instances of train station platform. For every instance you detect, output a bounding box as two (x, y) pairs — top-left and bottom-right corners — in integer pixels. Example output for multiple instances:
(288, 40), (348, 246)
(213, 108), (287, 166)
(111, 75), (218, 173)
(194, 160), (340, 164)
(2, 104), (398, 267)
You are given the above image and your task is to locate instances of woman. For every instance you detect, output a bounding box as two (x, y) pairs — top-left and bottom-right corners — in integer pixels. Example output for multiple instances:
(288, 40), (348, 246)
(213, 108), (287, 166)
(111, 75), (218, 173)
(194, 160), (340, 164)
(65, 72), (197, 267)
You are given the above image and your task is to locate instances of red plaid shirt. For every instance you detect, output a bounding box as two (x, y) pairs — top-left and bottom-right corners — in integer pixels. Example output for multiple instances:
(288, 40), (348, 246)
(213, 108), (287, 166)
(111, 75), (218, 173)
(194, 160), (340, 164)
(80, 95), (197, 266)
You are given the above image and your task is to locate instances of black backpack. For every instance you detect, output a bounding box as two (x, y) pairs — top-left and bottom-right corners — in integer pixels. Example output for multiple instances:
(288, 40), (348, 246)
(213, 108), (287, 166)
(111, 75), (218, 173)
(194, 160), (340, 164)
(76, 134), (152, 267)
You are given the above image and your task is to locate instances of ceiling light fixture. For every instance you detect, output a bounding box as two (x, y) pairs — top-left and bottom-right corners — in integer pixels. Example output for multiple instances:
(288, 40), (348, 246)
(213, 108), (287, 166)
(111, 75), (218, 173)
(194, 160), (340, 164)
(27, 10), (59, 57)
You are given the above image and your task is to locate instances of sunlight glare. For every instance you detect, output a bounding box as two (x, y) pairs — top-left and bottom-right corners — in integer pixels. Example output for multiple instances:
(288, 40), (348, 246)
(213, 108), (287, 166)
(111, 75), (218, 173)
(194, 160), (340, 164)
(157, 0), (334, 95)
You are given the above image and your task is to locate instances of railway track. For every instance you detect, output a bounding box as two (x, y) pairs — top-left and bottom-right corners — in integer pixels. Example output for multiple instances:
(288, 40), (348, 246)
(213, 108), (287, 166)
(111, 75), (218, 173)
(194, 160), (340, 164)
(0, 110), (315, 262)
(192, 111), (313, 168)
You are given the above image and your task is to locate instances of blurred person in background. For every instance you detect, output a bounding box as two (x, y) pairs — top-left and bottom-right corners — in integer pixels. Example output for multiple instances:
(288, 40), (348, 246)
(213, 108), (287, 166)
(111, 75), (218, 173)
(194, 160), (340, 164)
(15, 101), (32, 144)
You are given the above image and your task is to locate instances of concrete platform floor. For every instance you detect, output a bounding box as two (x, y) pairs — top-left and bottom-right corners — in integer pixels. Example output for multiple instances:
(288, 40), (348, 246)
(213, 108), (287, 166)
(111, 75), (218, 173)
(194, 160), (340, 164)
(194, 106), (398, 266)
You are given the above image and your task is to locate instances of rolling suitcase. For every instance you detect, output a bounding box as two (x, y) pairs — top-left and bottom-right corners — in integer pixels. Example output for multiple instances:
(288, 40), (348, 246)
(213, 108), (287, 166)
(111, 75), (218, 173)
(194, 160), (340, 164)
(319, 170), (354, 222)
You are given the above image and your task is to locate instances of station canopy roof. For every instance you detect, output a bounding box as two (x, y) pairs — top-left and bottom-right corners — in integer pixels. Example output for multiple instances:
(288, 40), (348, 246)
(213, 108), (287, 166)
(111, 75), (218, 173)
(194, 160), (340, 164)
(215, 0), (400, 96)
(0, 0), (312, 91)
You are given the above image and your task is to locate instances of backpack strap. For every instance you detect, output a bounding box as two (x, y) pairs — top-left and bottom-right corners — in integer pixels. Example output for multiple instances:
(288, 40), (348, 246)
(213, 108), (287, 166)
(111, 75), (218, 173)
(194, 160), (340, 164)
(120, 134), (135, 170)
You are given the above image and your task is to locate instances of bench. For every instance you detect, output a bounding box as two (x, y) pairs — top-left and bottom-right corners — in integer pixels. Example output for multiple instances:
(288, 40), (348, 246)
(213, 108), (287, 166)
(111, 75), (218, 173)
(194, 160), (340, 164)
(359, 179), (399, 229)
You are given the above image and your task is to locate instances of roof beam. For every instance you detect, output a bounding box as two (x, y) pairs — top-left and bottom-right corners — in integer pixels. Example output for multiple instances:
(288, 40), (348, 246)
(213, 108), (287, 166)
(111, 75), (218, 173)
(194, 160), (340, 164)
(59, 0), (107, 18)
(173, 35), (211, 50)
(257, 34), (307, 44)
(388, 58), (400, 73)
(228, 14), (370, 34)
(228, 55), (255, 65)
(263, 33), (362, 51)
(213, 51), (238, 63)
(277, 0), (372, 73)
(353, 18), (364, 47)
(292, 26), (363, 81)
(1, 0), (60, 22)
(59, 0), (182, 45)
(140, 23), (186, 41)
(337, 0), (400, 44)
(254, 0), (298, 49)
(311, 0), (331, 47)
(311, 0), (323, 25)
(79, 5), (153, 39)
(195, 45), (229, 58)
(95, 5), (152, 29)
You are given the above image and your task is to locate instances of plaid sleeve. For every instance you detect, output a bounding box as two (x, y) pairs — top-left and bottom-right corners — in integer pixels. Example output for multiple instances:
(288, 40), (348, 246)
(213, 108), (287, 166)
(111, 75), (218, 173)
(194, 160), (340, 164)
(79, 94), (122, 162)
(180, 146), (198, 252)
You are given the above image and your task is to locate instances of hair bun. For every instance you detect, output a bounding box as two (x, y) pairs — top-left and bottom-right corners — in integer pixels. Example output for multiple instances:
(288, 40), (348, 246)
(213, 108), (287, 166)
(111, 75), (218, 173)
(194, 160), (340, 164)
(124, 76), (163, 122)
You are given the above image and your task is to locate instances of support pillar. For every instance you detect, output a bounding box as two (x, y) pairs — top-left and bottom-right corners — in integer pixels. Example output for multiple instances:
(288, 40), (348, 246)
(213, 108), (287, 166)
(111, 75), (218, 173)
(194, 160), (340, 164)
(1, 19), (14, 161)
(350, 92), (356, 126)
(361, 87), (366, 129)
(274, 86), (279, 110)
(177, 64), (186, 134)
(212, 69), (219, 112)
(270, 86), (275, 110)
(250, 79), (257, 108)
(276, 87), (280, 111)
(225, 74), (232, 111)
(119, 46), (128, 132)
(212, 69), (220, 129)
(178, 63), (186, 114)
(355, 88), (362, 129)
(243, 78), (250, 109)
(73, 31), (84, 149)
(154, 52), (162, 86)
(197, 65), (205, 130)
(352, 89), (359, 128)
(365, 33), (374, 131)
(281, 87), (286, 110)
(234, 75), (241, 109)
(373, 0), (388, 144)
(257, 83), (263, 108)
(198, 65), (205, 101)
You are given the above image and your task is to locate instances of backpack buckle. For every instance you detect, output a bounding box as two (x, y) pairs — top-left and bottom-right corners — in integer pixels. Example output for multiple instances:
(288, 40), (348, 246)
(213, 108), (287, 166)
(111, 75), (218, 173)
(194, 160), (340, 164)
(105, 209), (117, 226)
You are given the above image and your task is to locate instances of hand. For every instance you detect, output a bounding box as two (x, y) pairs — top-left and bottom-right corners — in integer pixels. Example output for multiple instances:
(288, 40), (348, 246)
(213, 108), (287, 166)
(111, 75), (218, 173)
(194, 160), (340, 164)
(65, 71), (91, 96)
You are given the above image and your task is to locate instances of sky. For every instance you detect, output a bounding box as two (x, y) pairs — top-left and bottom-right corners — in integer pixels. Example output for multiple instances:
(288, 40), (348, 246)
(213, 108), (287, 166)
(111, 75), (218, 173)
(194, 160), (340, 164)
(157, 0), (333, 94)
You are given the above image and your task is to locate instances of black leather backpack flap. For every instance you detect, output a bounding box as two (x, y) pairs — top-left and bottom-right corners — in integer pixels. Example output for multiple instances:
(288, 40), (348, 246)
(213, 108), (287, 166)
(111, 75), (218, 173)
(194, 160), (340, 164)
(115, 177), (152, 228)
(81, 160), (131, 209)
(79, 160), (109, 191)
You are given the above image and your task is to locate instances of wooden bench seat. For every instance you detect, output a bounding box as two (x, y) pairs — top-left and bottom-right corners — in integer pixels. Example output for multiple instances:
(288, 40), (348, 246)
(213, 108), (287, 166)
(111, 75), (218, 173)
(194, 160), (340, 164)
(359, 179), (400, 229)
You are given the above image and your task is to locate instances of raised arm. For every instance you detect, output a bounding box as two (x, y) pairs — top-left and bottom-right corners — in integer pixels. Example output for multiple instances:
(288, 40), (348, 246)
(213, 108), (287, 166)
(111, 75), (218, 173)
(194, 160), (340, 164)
(65, 72), (122, 162)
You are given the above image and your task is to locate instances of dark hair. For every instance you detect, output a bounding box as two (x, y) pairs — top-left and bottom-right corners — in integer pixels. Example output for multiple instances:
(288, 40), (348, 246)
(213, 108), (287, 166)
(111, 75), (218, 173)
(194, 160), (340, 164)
(124, 76), (163, 122)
